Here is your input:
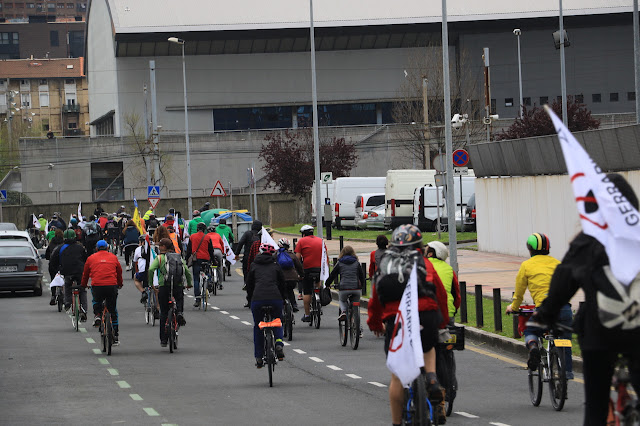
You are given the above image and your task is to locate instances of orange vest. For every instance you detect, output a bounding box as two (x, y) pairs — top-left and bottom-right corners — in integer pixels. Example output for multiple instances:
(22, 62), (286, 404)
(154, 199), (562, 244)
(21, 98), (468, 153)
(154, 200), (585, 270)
(169, 233), (181, 254)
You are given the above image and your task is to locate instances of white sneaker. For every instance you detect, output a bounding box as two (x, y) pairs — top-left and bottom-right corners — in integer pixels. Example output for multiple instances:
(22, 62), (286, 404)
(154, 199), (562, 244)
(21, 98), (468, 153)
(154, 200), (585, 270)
(125, 265), (131, 271)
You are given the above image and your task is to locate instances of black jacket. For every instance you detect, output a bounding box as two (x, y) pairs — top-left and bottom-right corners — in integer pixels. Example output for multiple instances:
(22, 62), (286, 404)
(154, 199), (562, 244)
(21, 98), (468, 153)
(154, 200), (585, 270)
(325, 256), (365, 290)
(236, 227), (261, 258)
(246, 253), (285, 302)
(51, 242), (87, 277)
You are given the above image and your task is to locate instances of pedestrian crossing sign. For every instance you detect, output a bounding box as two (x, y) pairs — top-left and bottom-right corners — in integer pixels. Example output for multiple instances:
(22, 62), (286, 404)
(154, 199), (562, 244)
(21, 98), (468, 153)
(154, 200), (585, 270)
(0, 190), (6, 202)
(147, 186), (160, 198)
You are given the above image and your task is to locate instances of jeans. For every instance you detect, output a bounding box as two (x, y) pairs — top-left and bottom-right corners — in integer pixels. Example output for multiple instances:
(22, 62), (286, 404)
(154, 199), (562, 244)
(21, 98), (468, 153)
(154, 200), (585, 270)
(63, 274), (87, 312)
(158, 284), (184, 343)
(91, 285), (119, 331)
(338, 289), (361, 313)
(191, 259), (206, 298)
(251, 299), (284, 358)
(213, 248), (224, 270)
(525, 304), (573, 374)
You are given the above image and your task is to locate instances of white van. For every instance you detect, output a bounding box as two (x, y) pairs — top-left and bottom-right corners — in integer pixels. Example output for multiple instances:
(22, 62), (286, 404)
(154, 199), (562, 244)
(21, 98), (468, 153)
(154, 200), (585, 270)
(412, 174), (476, 231)
(311, 181), (334, 226)
(355, 192), (386, 222)
(385, 170), (437, 229)
(333, 177), (386, 229)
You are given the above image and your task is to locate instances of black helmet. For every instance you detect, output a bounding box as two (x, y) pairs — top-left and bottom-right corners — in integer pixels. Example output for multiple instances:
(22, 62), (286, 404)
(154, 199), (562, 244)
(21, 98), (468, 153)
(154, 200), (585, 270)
(391, 224), (424, 250)
(197, 222), (207, 232)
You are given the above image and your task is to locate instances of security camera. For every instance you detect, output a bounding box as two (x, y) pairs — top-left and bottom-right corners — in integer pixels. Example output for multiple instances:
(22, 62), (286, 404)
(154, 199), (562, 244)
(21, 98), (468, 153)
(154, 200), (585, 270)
(451, 113), (463, 129)
(28, 117), (32, 122)
(513, 29), (521, 36)
(48, 163), (54, 169)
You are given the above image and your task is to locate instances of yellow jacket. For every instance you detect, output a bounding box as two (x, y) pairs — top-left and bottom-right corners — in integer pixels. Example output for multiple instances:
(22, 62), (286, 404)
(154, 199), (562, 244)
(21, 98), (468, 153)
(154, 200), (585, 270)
(510, 254), (560, 310)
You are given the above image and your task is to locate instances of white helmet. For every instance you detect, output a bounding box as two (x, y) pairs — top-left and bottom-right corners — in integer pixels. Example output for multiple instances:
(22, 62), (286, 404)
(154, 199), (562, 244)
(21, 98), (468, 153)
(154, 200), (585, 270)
(427, 241), (449, 261)
(300, 224), (314, 233)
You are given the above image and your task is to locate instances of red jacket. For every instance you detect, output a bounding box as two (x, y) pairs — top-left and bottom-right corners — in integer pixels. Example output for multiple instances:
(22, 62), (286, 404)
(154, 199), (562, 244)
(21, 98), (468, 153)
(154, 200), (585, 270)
(367, 253), (449, 332)
(81, 250), (123, 288)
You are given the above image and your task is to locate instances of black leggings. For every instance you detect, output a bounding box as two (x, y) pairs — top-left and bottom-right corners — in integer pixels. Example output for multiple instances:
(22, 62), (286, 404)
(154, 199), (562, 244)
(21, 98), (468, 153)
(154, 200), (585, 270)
(124, 244), (137, 265)
(582, 350), (640, 425)
(158, 285), (184, 343)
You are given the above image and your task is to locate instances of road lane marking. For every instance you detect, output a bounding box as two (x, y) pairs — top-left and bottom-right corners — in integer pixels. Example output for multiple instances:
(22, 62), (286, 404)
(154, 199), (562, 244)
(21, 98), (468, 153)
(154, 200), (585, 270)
(346, 374), (362, 379)
(107, 368), (119, 376)
(456, 412), (479, 418)
(98, 358), (109, 365)
(130, 394), (143, 401)
(293, 349), (306, 354)
(212, 306), (220, 310)
(282, 341), (290, 346)
(327, 365), (342, 371)
(220, 311), (229, 314)
(80, 328), (87, 333)
(186, 294), (194, 298)
(490, 423), (511, 426)
(241, 321), (252, 326)
(368, 381), (387, 387)
(230, 315), (239, 319)
(143, 408), (160, 416)
(117, 381), (131, 389)
(92, 348), (101, 354)
(309, 357), (324, 363)
(86, 338), (95, 344)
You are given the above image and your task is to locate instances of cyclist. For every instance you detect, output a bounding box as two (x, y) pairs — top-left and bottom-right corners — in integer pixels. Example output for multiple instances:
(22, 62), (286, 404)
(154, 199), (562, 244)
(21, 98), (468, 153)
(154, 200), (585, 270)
(367, 224), (450, 426)
(97, 212), (108, 231)
(82, 215), (101, 256)
(294, 224), (327, 323)
(147, 238), (192, 347)
(325, 245), (365, 321)
(121, 219), (140, 270)
(81, 240), (123, 344)
(37, 214), (47, 243)
(275, 238), (303, 312)
(426, 241), (460, 323)
(45, 228), (63, 305)
(133, 235), (150, 303)
(146, 214), (159, 237)
(167, 225), (182, 255)
(185, 222), (216, 308)
(187, 210), (204, 236)
(504, 233), (573, 378)
(206, 224), (225, 290)
(51, 229), (89, 321)
(215, 218), (234, 276)
(246, 243), (286, 367)
(368, 234), (388, 281)
(69, 217), (83, 242)
(200, 202), (211, 212)
(533, 173), (640, 425)
(104, 215), (119, 250)
(93, 203), (104, 217)
(236, 220), (262, 276)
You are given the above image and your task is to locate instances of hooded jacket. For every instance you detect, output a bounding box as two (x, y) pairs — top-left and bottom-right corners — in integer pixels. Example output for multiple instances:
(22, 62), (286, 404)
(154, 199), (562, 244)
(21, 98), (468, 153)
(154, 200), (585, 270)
(81, 250), (123, 288)
(274, 248), (304, 282)
(215, 223), (234, 244)
(187, 217), (204, 236)
(51, 241), (87, 277)
(325, 255), (365, 291)
(246, 253), (285, 302)
(236, 220), (262, 258)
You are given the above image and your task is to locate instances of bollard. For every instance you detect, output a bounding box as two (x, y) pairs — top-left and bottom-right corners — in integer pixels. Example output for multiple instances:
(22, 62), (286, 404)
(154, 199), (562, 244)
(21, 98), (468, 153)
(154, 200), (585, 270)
(493, 288), (502, 332)
(475, 284), (483, 328)
(512, 291), (520, 338)
(361, 262), (367, 295)
(293, 238), (297, 250)
(326, 222), (332, 240)
(339, 235), (344, 252)
(460, 281), (467, 323)
(333, 257), (338, 266)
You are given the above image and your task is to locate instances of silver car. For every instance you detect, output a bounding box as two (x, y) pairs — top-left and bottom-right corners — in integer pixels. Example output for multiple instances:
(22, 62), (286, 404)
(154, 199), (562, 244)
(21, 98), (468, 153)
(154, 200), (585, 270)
(0, 240), (43, 296)
(356, 204), (386, 230)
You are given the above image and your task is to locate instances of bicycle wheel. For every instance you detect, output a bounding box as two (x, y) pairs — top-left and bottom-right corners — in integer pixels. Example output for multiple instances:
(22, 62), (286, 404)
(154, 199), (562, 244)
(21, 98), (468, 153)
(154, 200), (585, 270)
(106, 316), (113, 356)
(173, 315), (178, 350)
(145, 297), (151, 325)
(445, 351), (457, 417)
(349, 306), (360, 350)
(212, 269), (218, 296)
(339, 309), (348, 346)
(622, 405), (640, 426)
(266, 330), (274, 387)
(101, 317), (107, 353)
(57, 287), (63, 312)
(549, 347), (567, 411)
(528, 361), (543, 407)
(407, 374), (430, 426)
(200, 275), (208, 310)
(287, 308), (293, 342)
(151, 292), (158, 327)
(314, 296), (321, 329)
(168, 308), (175, 353)
(73, 293), (80, 332)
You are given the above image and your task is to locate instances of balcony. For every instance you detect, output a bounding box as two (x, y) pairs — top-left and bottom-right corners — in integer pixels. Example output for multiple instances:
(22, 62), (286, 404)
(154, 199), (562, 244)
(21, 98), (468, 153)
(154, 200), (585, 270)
(63, 128), (84, 136)
(62, 104), (80, 113)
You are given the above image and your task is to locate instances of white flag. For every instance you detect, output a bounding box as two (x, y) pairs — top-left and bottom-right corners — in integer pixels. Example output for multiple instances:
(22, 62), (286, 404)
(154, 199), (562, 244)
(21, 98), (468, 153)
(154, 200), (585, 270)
(547, 106), (640, 285)
(32, 214), (41, 229)
(149, 242), (159, 288)
(386, 263), (424, 387)
(44, 220), (49, 234)
(320, 239), (330, 282)
(260, 227), (278, 249)
(77, 202), (82, 220)
(222, 235), (236, 265)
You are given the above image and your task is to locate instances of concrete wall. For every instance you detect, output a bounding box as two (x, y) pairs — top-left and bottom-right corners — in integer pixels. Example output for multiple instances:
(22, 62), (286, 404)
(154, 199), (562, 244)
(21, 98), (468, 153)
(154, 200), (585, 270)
(476, 171), (640, 259)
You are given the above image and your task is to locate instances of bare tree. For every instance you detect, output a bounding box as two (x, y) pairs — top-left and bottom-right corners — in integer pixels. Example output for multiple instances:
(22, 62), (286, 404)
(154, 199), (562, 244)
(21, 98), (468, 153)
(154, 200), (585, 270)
(0, 117), (37, 178)
(392, 45), (484, 168)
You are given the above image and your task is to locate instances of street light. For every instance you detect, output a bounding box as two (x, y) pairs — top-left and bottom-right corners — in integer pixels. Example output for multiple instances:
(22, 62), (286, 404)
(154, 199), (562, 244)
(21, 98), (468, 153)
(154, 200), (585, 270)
(168, 36), (193, 219)
(513, 29), (523, 119)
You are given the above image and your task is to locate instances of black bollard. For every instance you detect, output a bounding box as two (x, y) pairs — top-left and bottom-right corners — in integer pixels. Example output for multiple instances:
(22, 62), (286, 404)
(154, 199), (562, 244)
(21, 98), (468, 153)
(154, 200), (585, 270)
(460, 281), (467, 323)
(293, 238), (297, 250)
(475, 284), (483, 328)
(493, 288), (502, 332)
(361, 262), (367, 295)
(511, 291), (520, 338)
(326, 221), (332, 240)
(339, 235), (344, 252)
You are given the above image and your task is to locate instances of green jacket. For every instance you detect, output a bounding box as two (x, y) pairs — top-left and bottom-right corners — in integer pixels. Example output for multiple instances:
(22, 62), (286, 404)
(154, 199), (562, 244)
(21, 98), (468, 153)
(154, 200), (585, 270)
(38, 218), (47, 230)
(215, 223), (234, 244)
(147, 252), (192, 288)
(187, 217), (204, 236)
(46, 230), (55, 241)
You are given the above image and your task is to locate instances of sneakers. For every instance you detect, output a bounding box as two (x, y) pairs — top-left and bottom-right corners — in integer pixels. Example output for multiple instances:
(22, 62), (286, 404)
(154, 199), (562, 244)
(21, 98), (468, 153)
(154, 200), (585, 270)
(566, 371), (574, 380)
(527, 344), (541, 371)
(154, 310), (159, 319)
(140, 292), (148, 304)
(218, 284), (224, 290)
(292, 306), (300, 313)
(125, 265), (131, 271)
(242, 283), (247, 291)
(49, 296), (56, 306)
(193, 298), (201, 308)
(301, 314), (311, 322)
(79, 310), (87, 323)
(243, 302), (250, 308)
(427, 381), (446, 425)
(113, 334), (119, 346)
(160, 340), (168, 347)
(297, 294), (303, 300)
(177, 313), (186, 326)
(207, 283), (213, 292)
(338, 312), (347, 321)
(93, 316), (101, 327)
(256, 357), (264, 369)
(64, 304), (71, 314)
(275, 344), (285, 361)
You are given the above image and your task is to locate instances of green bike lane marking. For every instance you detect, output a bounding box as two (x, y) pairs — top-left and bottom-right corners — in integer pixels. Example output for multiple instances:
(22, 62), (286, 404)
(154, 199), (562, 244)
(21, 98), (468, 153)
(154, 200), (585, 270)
(143, 408), (160, 416)
(98, 358), (110, 365)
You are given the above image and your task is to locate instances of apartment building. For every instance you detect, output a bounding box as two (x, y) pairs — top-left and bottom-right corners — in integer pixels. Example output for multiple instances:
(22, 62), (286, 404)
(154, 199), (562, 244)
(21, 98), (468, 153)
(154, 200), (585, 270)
(0, 1), (86, 21)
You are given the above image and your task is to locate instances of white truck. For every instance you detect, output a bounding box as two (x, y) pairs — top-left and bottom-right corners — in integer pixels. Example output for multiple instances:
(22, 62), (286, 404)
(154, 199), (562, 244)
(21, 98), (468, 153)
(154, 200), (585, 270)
(385, 169), (437, 229)
(412, 174), (476, 231)
(332, 177), (386, 229)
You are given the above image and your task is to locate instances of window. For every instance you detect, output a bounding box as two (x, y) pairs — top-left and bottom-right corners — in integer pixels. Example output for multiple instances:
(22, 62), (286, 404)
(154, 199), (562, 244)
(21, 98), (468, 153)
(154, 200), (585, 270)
(610, 92), (619, 102)
(628, 92), (636, 102)
(214, 106), (292, 131)
(16, 3), (24, 8)
(50, 31), (58, 47)
(42, 118), (49, 131)
(57, 2), (63, 7)
(540, 96), (549, 105)
(380, 102), (394, 124)
(47, 3), (55, 9)
(39, 92), (49, 107)
(557, 95), (563, 103)
(20, 93), (30, 107)
(4, 3), (13, 8)
(592, 93), (601, 103)
(0, 79), (6, 88)
(67, 121), (77, 129)
(523, 97), (531, 106)
(39, 79), (47, 86)
(490, 99), (497, 115)
(19, 79), (29, 91)
(91, 162), (124, 201)
(27, 3), (35, 7)
(66, 2), (73, 7)
(504, 98), (514, 107)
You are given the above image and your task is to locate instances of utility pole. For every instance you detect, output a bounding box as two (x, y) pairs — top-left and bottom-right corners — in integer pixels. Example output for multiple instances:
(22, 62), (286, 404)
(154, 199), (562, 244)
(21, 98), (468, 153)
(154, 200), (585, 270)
(483, 48), (491, 142)
(143, 84), (151, 187)
(634, 0), (640, 124)
(252, 162), (258, 220)
(149, 60), (161, 190)
(422, 77), (430, 169)
(310, 0), (323, 240)
(559, 0), (568, 126)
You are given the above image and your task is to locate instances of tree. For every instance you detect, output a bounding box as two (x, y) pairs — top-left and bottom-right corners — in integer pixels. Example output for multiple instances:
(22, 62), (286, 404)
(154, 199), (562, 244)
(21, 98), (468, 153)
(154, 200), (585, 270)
(496, 96), (600, 141)
(259, 128), (358, 198)
(122, 112), (171, 189)
(0, 117), (37, 179)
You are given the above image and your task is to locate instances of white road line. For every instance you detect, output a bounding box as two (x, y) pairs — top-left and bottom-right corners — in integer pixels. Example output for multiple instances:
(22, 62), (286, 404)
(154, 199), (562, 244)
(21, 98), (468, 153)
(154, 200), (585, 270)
(490, 423), (511, 426)
(368, 381), (387, 387)
(309, 357), (324, 363)
(327, 365), (342, 371)
(220, 311), (229, 314)
(282, 341), (290, 346)
(293, 349), (306, 354)
(241, 321), (252, 326)
(98, 358), (109, 365)
(79, 328), (87, 333)
(130, 394), (143, 401)
(186, 294), (194, 298)
(229, 315), (239, 319)
(117, 381), (131, 389)
(455, 412), (479, 418)
(345, 373), (361, 379)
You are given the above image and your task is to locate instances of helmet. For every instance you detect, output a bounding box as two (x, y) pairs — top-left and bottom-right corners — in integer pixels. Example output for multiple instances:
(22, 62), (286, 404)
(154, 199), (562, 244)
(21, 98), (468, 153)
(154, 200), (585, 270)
(70, 218), (78, 224)
(259, 243), (276, 255)
(63, 229), (76, 240)
(196, 222), (207, 232)
(38, 214), (44, 218)
(204, 202), (210, 206)
(300, 224), (314, 235)
(107, 214), (114, 220)
(526, 233), (550, 252)
(207, 225), (216, 233)
(391, 224), (423, 250)
(427, 241), (449, 261)
(96, 240), (108, 250)
(219, 218), (227, 225)
(193, 210), (200, 216)
(166, 214), (174, 221)
(278, 237), (290, 249)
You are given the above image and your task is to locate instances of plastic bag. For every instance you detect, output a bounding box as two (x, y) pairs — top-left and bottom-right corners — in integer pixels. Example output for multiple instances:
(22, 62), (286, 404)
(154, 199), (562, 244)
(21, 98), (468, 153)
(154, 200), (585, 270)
(50, 273), (64, 288)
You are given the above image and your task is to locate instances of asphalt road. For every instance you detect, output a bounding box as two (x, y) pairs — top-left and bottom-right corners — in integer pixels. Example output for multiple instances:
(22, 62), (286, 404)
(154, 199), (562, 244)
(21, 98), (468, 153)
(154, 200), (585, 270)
(1, 255), (586, 425)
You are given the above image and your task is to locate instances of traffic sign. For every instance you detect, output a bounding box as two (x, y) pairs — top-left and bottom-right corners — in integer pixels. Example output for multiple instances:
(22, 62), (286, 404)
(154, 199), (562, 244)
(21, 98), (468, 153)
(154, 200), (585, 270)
(453, 149), (470, 167)
(147, 185), (160, 198)
(0, 190), (6, 202)
(321, 172), (333, 184)
(454, 167), (469, 176)
(210, 180), (227, 197)
(148, 198), (160, 209)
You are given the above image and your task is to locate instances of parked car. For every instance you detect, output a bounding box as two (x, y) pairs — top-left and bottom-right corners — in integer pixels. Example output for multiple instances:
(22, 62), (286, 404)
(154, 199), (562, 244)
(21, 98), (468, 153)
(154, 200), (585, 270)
(464, 193), (476, 232)
(355, 204), (386, 230)
(0, 230), (33, 245)
(0, 222), (18, 231)
(0, 240), (43, 295)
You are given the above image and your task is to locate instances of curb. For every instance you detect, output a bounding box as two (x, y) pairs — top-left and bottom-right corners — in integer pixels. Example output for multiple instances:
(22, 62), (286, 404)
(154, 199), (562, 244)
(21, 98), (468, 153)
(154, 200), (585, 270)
(330, 289), (583, 374)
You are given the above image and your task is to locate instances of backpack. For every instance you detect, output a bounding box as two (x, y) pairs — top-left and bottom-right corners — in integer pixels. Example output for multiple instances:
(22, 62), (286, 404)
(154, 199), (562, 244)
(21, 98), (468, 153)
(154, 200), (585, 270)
(106, 220), (116, 230)
(374, 247), (435, 306)
(84, 222), (98, 236)
(596, 266), (640, 330)
(163, 252), (184, 287)
(276, 248), (295, 270)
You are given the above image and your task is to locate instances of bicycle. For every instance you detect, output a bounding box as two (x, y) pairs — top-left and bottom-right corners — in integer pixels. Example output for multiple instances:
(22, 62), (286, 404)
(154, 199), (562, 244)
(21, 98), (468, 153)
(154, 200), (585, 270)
(123, 243), (139, 279)
(309, 287), (322, 329)
(144, 285), (159, 326)
(608, 354), (640, 425)
(258, 306), (281, 387)
(165, 280), (180, 353)
(199, 261), (212, 311)
(69, 282), (83, 332)
(283, 298), (294, 342)
(515, 308), (572, 411)
(211, 259), (221, 295)
(437, 324), (465, 417)
(99, 299), (115, 355)
(402, 368), (433, 426)
(338, 293), (361, 350)
(54, 285), (64, 312)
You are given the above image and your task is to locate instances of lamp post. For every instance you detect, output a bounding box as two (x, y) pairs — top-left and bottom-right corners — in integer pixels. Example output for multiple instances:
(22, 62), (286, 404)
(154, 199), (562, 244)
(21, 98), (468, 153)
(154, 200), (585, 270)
(168, 37), (193, 219)
(513, 29), (523, 119)
(559, 0), (568, 126)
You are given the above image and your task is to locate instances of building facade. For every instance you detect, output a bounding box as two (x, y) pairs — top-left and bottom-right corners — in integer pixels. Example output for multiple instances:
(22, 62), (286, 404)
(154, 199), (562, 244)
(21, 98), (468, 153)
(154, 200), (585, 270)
(0, 1), (86, 22)
(0, 19), (85, 59)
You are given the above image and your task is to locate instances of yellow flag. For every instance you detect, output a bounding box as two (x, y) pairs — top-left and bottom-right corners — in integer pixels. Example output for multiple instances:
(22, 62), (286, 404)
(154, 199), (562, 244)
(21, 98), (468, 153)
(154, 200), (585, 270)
(133, 207), (145, 235)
